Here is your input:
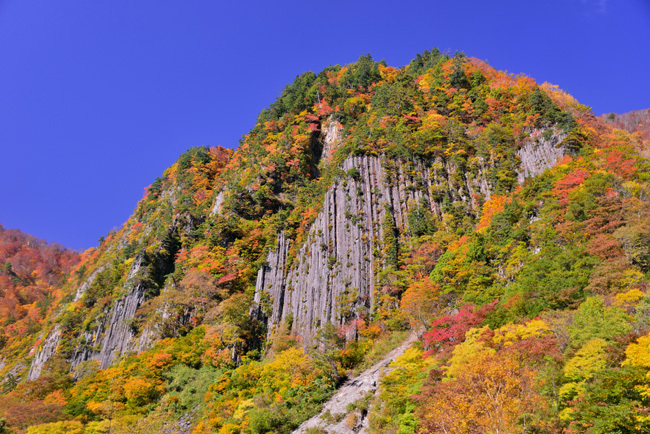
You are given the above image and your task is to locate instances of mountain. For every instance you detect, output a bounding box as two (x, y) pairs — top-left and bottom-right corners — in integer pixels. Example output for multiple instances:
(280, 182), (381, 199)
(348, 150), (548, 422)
(601, 108), (650, 138)
(2, 51), (650, 433)
(601, 109), (650, 162)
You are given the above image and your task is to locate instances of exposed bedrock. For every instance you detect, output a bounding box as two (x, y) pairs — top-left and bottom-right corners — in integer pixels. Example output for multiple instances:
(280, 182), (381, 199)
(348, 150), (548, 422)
(255, 129), (568, 344)
(28, 222), (183, 379)
(253, 153), (484, 343)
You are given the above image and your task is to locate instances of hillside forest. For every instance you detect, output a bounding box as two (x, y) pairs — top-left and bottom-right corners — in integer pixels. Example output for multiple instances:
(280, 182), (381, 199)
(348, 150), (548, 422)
(1, 50), (650, 433)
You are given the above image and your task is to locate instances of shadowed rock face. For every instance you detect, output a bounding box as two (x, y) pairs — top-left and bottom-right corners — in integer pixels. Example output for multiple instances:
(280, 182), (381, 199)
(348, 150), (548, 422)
(72, 284), (148, 370)
(254, 129), (568, 345)
(251, 151), (455, 343)
(29, 257), (151, 379)
(68, 239), (182, 371)
(27, 263), (110, 381)
(28, 264), (107, 380)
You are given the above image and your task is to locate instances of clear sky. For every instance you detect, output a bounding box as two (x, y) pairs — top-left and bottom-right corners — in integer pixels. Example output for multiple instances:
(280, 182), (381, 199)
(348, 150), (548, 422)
(1, 0), (649, 251)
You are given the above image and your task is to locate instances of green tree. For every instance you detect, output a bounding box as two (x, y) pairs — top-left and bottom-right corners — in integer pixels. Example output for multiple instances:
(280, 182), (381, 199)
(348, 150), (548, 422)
(569, 296), (632, 348)
(383, 205), (400, 268)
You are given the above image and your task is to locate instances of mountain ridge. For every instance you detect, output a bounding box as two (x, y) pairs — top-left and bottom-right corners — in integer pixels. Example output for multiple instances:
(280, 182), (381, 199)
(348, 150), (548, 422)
(2, 51), (650, 433)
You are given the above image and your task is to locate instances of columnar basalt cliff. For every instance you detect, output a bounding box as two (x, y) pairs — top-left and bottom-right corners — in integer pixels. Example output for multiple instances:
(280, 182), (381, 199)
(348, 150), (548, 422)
(254, 128), (569, 344)
(28, 257), (151, 378)
(26, 263), (109, 381)
(72, 285), (147, 370)
(7, 52), (642, 434)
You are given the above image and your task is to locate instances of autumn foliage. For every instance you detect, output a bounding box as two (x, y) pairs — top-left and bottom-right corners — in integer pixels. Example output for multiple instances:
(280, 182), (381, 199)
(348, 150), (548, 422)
(3, 49), (650, 434)
(0, 225), (79, 352)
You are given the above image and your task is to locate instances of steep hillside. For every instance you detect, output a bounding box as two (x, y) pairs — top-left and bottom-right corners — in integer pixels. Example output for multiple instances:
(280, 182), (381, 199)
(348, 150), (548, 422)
(0, 226), (79, 368)
(601, 108), (650, 140)
(2, 50), (650, 433)
(601, 109), (650, 161)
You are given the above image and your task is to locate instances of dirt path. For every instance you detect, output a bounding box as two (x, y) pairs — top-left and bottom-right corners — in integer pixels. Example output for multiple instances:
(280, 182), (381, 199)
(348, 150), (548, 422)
(293, 332), (418, 434)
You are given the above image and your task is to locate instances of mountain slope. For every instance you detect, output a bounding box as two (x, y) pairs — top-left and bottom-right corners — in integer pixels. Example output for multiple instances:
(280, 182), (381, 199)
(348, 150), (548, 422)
(601, 108), (650, 159)
(2, 50), (650, 433)
(601, 108), (650, 138)
(0, 225), (79, 365)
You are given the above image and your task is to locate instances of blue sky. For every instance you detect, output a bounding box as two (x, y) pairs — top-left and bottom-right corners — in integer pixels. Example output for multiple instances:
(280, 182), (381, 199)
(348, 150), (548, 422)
(1, 0), (649, 251)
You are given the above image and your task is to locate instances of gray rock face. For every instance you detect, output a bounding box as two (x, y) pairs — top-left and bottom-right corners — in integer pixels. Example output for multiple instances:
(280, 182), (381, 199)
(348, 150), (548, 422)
(24, 129), (570, 381)
(73, 265), (107, 302)
(210, 190), (226, 216)
(517, 128), (567, 183)
(29, 254), (155, 380)
(27, 325), (61, 381)
(28, 265), (109, 380)
(253, 232), (290, 321)
(25, 192), (186, 380)
(254, 154), (495, 343)
(90, 285), (146, 369)
(71, 256), (148, 370)
(255, 156), (390, 343)
(321, 118), (343, 164)
(255, 129), (569, 344)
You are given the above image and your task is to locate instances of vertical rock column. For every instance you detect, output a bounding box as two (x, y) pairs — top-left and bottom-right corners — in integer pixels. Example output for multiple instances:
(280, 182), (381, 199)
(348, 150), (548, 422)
(254, 155), (436, 344)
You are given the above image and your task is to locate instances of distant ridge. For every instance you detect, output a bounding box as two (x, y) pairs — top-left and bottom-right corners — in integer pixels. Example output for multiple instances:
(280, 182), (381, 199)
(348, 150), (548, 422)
(601, 108), (650, 139)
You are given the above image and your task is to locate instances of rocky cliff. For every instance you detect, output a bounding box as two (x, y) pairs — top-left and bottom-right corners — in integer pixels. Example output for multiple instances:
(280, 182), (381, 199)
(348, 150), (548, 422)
(254, 129), (569, 343)
(25, 120), (570, 379)
(8, 52), (641, 434)
(27, 219), (183, 379)
(28, 257), (151, 379)
(27, 326), (61, 381)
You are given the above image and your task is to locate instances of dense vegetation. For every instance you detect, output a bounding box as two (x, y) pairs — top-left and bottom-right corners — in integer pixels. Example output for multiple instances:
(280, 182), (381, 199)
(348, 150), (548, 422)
(1, 49), (649, 433)
(0, 226), (79, 360)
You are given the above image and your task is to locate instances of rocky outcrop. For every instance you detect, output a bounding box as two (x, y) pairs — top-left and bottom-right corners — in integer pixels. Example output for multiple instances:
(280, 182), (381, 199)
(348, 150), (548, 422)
(27, 325), (61, 381)
(516, 129), (567, 183)
(321, 118), (343, 164)
(28, 247), (174, 380)
(253, 232), (290, 322)
(72, 284), (147, 370)
(73, 265), (107, 302)
(254, 153), (496, 343)
(69, 224), (181, 371)
(255, 128), (570, 345)
(25, 212), (183, 379)
(28, 266), (109, 380)
(255, 156), (393, 343)
(70, 255), (149, 370)
(210, 190), (226, 216)
(27, 262), (112, 380)
(97, 285), (147, 368)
